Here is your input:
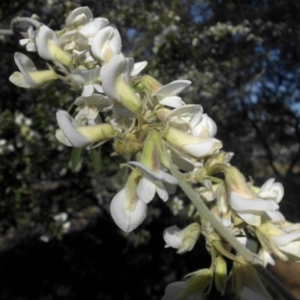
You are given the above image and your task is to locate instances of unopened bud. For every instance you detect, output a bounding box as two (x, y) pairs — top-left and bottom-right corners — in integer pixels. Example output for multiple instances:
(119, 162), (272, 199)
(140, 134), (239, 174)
(116, 79), (142, 114)
(224, 166), (254, 199)
(214, 255), (227, 295)
(141, 75), (162, 93)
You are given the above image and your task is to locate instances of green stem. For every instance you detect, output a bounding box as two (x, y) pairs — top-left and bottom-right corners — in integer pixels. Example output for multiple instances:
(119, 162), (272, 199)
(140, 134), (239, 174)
(170, 163), (298, 300)
(170, 163), (259, 264)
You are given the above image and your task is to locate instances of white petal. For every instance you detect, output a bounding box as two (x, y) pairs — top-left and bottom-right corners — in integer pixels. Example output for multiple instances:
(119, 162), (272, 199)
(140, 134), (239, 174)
(56, 110), (91, 147)
(183, 138), (221, 158)
(101, 54), (125, 100)
(273, 231), (300, 247)
(19, 38), (29, 45)
(259, 249), (275, 267)
(270, 183), (284, 203)
(9, 72), (30, 88)
(36, 25), (58, 61)
(26, 41), (37, 52)
(66, 7), (93, 27)
(58, 30), (88, 51)
(74, 94), (111, 112)
(91, 26), (121, 61)
(55, 129), (72, 146)
(237, 212), (261, 226)
(93, 83), (103, 93)
(72, 65), (100, 84)
(156, 182), (169, 202)
(159, 96), (184, 108)
(79, 18), (109, 38)
(263, 210), (285, 222)
(82, 84), (94, 97)
(13, 52), (38, 87)
(230, 192), (279, 211)
(236, 235), (247, 246)
(154, 80), (191, 97)
(137, 177), (156, 203)
(163, 225), (183, 249)
(165, 104), (203, 126)
(278, 242), (300, 259)
(192, 114), (217, 138)
(260, 178), (275, 192)
(157, 169), (178, 185)
(110, 188), (147, 232)
(131, 61), (148, 76)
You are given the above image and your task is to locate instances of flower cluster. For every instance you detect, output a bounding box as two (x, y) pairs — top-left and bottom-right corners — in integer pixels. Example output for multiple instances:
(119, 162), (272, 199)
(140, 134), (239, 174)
(10, 7), (300, 300)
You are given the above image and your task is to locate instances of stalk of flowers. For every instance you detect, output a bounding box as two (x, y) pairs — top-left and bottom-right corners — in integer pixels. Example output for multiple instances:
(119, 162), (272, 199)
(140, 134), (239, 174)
(9, 6), (299, 300)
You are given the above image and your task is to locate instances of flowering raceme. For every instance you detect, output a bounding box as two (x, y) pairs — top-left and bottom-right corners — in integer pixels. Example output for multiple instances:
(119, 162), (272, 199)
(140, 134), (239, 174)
(9, 6), (300, 300)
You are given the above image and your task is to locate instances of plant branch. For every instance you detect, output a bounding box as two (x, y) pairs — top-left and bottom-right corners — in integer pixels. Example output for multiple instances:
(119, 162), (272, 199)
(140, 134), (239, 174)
(170, 163), (298, 300)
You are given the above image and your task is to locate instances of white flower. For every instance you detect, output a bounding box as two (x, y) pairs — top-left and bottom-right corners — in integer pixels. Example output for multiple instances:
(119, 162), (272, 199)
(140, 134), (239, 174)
(164, 104), (203, 132)
(71, 65), (103, 96)
(91, 26), (122, 62)
(110, 170), (147, 232)
(230, 190), (283, 226)
(58, 30), (88, 52)
(192, 113), (217, 138)
(9, 52), (57, 88)
(131, 61), (148, 76)
(164, 104), (217, 140)
(55, 110), (92, 147)
(258, 178), (284, 204)
(73, 94), (112, 126)
(65, 6), (93, 28)
(152, 80), (191, 108)
(163, 225), (183, 249)
(164, 126), (222, 159)
(55, 110), (114, 147)
(36, 25), (72, 66)
(101, 54), (142, 114)
(73, 49), (97, 68)
(129, 161), (178, 203)
(79, 18), (109, 41)
(163, 223), (201, 253)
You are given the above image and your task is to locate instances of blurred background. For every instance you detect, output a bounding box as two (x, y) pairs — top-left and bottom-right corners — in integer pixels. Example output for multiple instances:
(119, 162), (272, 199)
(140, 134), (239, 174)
(0, 0), (300, 299)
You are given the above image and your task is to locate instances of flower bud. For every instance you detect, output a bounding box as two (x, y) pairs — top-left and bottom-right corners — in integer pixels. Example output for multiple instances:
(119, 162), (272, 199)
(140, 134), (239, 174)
(182, 268), (213, 297)
(225, 166), (254, 199)
(141, 75), (162, 93)
(214, 255), (227, 295)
